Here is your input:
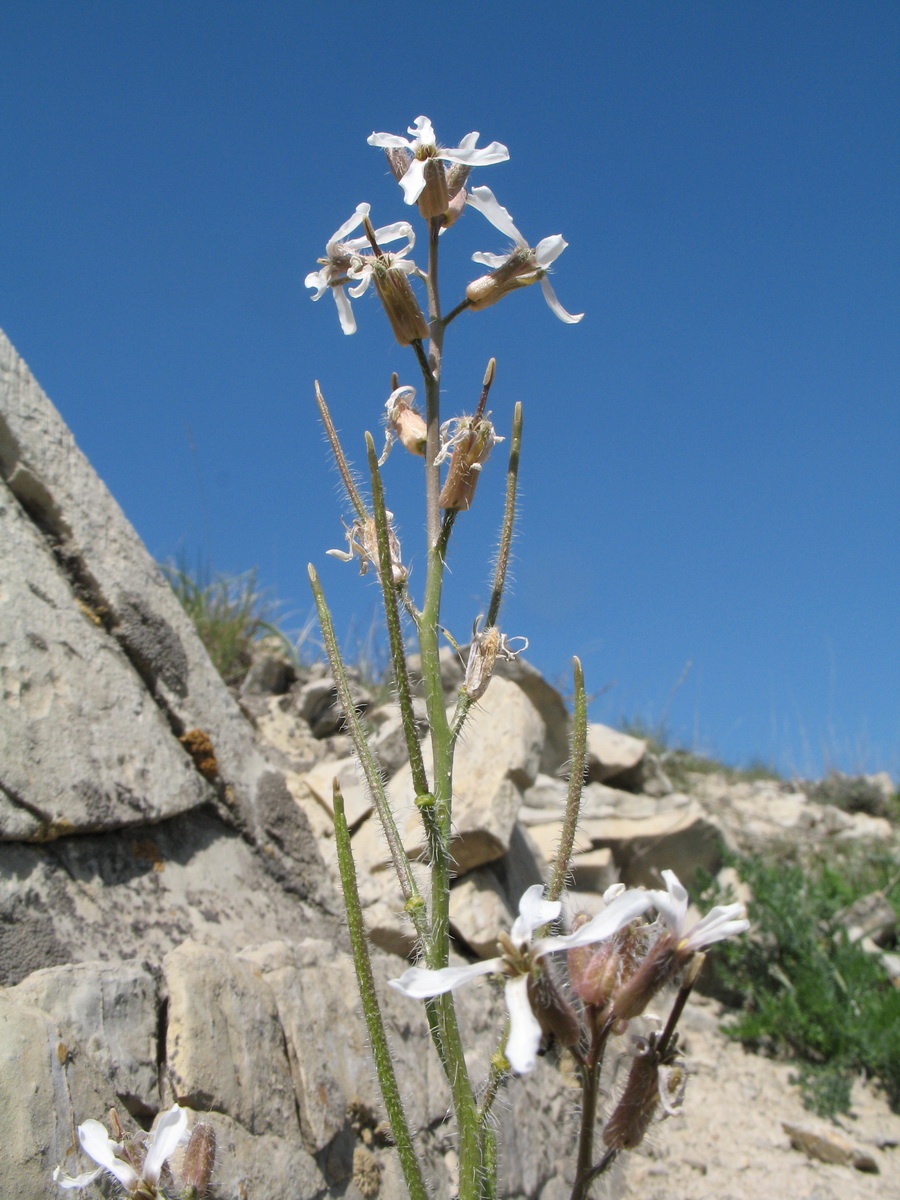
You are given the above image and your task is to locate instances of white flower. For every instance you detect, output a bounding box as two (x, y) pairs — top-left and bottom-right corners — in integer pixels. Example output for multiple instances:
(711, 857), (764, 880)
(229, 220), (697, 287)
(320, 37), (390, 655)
(305, 204), (416, 334)
(390, 884), (652, 1074)
(466, 186), (583, 324)
(367, 116), (509, 206)
(54, 1104), (189, 1193)
(648, 869), (750, 952)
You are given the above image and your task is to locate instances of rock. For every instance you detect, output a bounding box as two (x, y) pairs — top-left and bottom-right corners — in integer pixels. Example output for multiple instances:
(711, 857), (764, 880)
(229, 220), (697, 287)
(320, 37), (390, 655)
(783, 1120), (879, 1172)
(578, 802), (724, 888)
(0, 993), (111, 1200)
(835, 891), (897, 945)
(568, 847), (618, 894)
(585, 723), (647, 786)
(6, 961), (160, 1113)
(374, 676), (545, 873)
(164, 941), (300, 1139)
(303, 757), (373, 828)
(450, 869), (513, 958)
(194, 1109), (330, 1200)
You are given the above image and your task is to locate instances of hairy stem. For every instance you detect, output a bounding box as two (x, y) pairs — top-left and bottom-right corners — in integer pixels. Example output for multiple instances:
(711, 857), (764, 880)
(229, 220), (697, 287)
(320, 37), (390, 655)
(332, 786), (429, 1200)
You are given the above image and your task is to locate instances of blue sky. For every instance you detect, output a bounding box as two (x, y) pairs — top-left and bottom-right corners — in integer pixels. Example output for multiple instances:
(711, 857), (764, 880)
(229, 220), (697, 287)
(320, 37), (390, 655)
(3, 2), (897, 778)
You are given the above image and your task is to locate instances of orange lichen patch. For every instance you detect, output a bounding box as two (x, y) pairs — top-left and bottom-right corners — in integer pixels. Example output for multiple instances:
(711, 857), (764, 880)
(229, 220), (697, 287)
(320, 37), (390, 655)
(131, 838), (165, 872)
(179, 728), (219, 780)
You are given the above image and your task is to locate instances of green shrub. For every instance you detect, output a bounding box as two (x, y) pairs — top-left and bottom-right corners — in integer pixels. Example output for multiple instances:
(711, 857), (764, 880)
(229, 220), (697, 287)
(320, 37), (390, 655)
(806, 771), (900, 821)
(704, 851), (900, 1116)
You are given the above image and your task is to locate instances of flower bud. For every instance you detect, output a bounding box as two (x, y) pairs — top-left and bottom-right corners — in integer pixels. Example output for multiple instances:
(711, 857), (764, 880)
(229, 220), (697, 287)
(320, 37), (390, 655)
(607, 933), (679, 1023)
(568, 936), (620, 1009)
(371, 261), (430, 344)
(527, 969), (581, 1050)
(603, 1041), (662, 1151)
(180, 1122), (216, 1199)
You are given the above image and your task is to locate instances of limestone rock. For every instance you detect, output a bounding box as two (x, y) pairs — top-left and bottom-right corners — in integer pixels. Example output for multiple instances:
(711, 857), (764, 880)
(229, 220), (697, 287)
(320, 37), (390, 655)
(381, 676), (546, 872)
(783, 1120), (878, 1172)
(195, 1109), (330, 1200)
(164, 941), (300, 1139)
(585, 723), (647, 785)
(6, 961), (160, 1113)
(450, 868), (514, 958)
(578, 802), (723, 888)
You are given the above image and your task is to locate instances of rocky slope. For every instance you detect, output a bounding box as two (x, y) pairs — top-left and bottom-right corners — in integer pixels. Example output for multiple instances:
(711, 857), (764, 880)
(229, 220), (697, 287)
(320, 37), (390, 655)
(1, 325), (897, 1199)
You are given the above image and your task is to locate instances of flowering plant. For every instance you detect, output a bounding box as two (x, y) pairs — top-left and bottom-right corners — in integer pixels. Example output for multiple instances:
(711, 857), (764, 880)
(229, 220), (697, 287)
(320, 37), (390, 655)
(303, 115), (749, 1200)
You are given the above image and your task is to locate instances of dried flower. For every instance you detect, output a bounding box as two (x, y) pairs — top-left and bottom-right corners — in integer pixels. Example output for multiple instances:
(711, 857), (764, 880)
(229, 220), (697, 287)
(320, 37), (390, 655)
(367, 116), (509, 218)
(380, 385), (428, 463)
(390, 885), (653, 1074)
(435, 413), (504, 510)
(54, 1104), (189, 1195)
(327, 513), (408, 586)
(305, 204), (416, 335)
(463, 621), (528, 701)
(465, 186), (583, 323)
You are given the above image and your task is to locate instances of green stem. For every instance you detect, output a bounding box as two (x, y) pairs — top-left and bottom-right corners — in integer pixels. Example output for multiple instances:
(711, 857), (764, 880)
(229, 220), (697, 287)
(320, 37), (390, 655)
(308, 564), (429, 947)
(332, 786), (429, 1200)
(547, 657), (587, 904)
(486, 400), (522, 629)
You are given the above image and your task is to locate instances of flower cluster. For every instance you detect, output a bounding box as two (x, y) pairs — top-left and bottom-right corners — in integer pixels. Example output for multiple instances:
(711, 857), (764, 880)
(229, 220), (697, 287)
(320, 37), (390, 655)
(306, 117), (582, 337)
(54, 1104), (215, 1198)
(391, 873), (747, 1083)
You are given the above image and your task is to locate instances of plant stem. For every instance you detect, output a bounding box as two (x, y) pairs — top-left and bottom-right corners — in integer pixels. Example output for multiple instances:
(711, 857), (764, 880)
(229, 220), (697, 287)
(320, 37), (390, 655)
(547, 657), (587, 904)
(332, 785), (429, 1200)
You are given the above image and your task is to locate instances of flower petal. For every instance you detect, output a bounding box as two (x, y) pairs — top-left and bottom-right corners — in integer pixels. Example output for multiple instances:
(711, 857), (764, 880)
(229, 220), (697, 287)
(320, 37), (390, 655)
(328, 203), (370, 251)
(53, 1165), (103, 1189)
(647, 871), (689, 934)
(143, 1104), (189, 1185)
(367, 131), (412, 149)
(504, 975), (542, 1074)
(537, 888), (652, 955)
(398, 159), (427, 205)
(77, 1120), (138, 1191)
(408, 116), (435, 145)
(332, 285), (357, 334)
(471, 251), (511, 269)
(534, 234), (568, 269)
(683, 904), (749, 951)
(510, 885), (560, 945)
(389, 958), (501, 998)
(540, 277), (584, 324)
(467, 186), (524, 243)
(304, 269), (328, 299)
(442, 139), (510, 167)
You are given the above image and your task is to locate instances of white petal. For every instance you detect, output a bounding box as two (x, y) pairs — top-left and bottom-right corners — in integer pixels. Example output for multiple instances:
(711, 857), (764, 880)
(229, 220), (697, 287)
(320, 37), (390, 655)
(467, 186), (524, 243)
(389, 959), (501, 998)
(77, 1121), (138, 1191)
(143, 1105), (189, 1185)
(648, 871), (689, 935)
(684, 904), (749, 951)
(328, 203), (370, 250)
(504, 975), (542, 1074)
(510, 885), (560, 945)
(457, 132), (480, 151)
(538, 889), (652, 955)
(368, 131), (411, 149)
(471, 251), (511, 269)
(347, 270), (373, 299)
(398, 159), (427, 205)
(53, 1165), (103, 1189)
(442, 140), (510, 167)
(332, 286), (357, 335)
(408, 116), (435, 146)
(372, 220), (416, 251)
(534, 234), (568, 268)
(540, 277), (584, 324)
(305, 270), (328, 299)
